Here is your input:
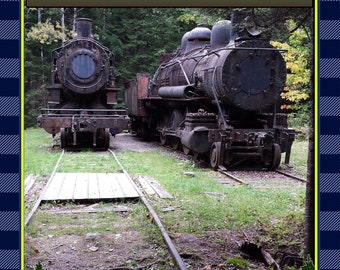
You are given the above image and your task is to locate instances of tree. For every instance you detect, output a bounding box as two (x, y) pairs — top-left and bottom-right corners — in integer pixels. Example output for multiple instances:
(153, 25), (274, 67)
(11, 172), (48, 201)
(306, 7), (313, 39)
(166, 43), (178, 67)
(271, 20), (311, 126)
(24, 7), (71, 128)
(304, 8), (315, 262)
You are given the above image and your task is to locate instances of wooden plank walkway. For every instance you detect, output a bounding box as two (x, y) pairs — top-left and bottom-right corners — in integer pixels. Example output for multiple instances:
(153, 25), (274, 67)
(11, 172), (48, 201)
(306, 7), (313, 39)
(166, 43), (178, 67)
(137, 175), (173, 199)
(42, 173), (140, 201)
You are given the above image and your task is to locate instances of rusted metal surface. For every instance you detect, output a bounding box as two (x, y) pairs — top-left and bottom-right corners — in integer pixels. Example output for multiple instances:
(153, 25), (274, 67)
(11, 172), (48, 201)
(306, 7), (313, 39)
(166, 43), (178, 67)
(37, 109), (129, 135)
(37, 18), (129, 148)
(275, 169), (307, 182)
(125, 18), (295, 169)
(124, 75), (149, 117)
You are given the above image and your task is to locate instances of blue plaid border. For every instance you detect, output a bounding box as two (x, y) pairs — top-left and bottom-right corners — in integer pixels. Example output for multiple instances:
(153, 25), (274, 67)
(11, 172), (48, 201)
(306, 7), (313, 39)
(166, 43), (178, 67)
(0, 0), (20, 269)
(319, 0), (340, 269)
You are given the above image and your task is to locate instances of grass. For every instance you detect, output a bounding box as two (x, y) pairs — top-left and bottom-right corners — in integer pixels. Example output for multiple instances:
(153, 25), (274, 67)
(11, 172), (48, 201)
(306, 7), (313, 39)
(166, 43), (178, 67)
(57, 151), (122, 173)
(26, 203), (141, 237)
(24, 128), (61, 178)
(118, 150), (306, 233)
(288, 139), (309, 177)
(24, 128), (307, 255)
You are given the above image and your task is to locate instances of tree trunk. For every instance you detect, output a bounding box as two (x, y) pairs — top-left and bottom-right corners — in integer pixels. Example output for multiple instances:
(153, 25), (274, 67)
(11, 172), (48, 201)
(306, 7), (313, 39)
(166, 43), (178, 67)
(73, 8), (77, 33)
(61, 8), (65, 43)
(38, 8), (44, 85)
(304, 8), (315, 262)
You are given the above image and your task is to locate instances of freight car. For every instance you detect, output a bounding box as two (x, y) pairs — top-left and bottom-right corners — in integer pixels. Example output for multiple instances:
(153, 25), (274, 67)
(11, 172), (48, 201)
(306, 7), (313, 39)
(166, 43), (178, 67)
(37, 18), (129, 149)
(125, 19), (295, 169)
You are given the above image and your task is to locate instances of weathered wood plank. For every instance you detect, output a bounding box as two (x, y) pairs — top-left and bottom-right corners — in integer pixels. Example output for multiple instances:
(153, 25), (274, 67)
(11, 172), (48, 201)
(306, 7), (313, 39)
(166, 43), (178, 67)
(42, 173), (140, 201)
(98, 173), (115, 199)
(115, 173), (139, 198)
(109, 174), (125, 198)
(138, 176), (173, 199)
(137, 175), (156, 195)
(43, 173), (66, 200)
(73, 173), (89, 200)
(88, 173), (100, 199)
(149, 179), (173, 199)
(58, 173), (77, 200)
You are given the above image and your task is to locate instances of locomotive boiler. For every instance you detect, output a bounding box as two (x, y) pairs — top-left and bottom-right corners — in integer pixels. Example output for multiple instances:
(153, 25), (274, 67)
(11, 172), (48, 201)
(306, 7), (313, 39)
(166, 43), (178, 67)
(37, 18), (129, 149)
(125, 19), (295, 169)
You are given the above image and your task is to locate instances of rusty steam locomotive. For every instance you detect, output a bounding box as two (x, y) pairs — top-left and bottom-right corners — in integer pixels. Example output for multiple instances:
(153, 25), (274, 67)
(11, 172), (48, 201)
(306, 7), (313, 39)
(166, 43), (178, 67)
(37, 18), (129, 149)
(125, 19), (295, 169)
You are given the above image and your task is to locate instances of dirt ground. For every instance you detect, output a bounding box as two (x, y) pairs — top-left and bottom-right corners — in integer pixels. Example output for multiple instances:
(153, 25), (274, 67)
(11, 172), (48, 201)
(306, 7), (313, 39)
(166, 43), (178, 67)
(25, 133), (304, 270)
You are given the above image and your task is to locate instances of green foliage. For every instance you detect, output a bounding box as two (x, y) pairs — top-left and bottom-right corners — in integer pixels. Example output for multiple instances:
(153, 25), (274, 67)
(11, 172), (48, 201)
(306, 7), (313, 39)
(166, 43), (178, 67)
(226, 257), (250, 269)
(302, 256), (315, 270)
(24, 88), (47, 129)
(272, 20), (311, 113)
(35, 261), (43, 270)
(26, 21), (69, 45)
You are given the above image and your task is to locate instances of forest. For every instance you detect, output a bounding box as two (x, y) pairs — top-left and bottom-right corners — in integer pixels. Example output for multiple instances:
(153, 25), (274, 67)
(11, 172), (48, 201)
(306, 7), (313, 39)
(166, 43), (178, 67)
(24, 7), (312, 129)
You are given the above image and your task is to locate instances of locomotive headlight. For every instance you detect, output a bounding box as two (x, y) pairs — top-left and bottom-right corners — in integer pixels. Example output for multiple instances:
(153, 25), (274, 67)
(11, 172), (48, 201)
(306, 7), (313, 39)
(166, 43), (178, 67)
(72, 54), (96, 79)
(55, 27), (112, 95)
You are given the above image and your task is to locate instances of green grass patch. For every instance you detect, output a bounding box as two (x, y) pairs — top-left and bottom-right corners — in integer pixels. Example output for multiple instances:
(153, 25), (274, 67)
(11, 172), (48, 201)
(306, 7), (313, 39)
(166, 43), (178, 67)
(25, 128), (306, 253)
(288, 139), (308, 177)
(117, 150), (305, 234)
(57, 151), (121, 173)
(24, 128), (61, 178)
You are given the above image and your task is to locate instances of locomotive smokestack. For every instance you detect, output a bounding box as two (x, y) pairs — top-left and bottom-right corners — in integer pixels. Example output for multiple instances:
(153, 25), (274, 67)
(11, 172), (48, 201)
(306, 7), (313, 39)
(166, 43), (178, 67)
(75, 18), (93, 38)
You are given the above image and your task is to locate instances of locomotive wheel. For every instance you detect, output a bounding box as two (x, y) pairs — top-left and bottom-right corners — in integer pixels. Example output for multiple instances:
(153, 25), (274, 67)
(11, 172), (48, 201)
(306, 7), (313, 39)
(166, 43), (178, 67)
(170, 136), (181, 150)
(182, 145), (191, 155)
(160, 133), (167, 146)
(104, 128), (110, 149)
(210, 142), (221, 170)
(60, 128), (66, 149)
(269, 143), (281, 169)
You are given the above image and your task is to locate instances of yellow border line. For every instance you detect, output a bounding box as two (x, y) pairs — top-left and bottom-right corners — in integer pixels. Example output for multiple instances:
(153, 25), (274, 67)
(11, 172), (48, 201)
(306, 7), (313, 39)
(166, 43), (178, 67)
(314, 0), (319, 267)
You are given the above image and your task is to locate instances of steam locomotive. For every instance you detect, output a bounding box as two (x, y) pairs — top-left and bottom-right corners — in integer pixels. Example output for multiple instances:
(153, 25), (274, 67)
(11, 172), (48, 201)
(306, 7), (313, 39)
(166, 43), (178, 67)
(37, 18), (129, 149)
(125, 19), (295, 169)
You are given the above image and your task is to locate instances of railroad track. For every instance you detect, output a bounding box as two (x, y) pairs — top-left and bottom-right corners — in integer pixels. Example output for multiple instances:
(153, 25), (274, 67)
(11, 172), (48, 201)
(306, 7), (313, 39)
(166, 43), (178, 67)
(159, 141), (307, 186)
(217, 165), (307, 187)
(25, 149), (187, 270)
(108, 149), (187, 270)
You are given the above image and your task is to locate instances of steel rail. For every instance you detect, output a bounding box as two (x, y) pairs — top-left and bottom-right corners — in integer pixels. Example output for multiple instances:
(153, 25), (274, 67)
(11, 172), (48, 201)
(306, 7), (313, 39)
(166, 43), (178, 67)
(275, 169), (307, 183)
(217, 167), (246, 185)
(25, 149), (65, 227)
(108, 149), (187, 270)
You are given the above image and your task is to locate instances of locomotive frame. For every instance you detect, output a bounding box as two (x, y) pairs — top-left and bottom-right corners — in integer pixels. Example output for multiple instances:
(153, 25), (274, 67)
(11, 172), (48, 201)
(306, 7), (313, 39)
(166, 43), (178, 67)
(125, 19), (296, 170)
(37, 18), (129, 149)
